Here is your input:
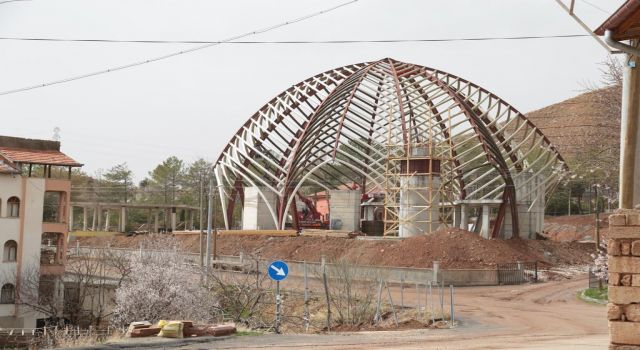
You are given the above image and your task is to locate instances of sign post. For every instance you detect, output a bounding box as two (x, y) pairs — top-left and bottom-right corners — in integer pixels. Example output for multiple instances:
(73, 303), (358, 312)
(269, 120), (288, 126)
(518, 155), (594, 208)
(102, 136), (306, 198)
(267, 260), (289, 334)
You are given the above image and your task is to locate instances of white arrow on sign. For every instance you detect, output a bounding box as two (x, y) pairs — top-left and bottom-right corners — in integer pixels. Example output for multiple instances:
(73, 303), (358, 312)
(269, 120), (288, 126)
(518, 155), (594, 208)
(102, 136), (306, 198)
(270, 265), (286, 276)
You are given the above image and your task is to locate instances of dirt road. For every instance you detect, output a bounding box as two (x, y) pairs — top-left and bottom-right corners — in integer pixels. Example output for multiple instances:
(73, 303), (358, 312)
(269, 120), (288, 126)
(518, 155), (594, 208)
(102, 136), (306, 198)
(165, 275), (606, 349)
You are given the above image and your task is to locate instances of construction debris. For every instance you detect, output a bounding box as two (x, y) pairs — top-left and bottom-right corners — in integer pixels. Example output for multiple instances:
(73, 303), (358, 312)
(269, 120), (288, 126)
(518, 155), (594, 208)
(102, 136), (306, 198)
(126, 320), (236, 339)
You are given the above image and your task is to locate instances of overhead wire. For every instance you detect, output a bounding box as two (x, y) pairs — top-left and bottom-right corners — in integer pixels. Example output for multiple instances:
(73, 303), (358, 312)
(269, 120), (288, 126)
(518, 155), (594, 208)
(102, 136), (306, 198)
(0, 0), (358, 97)
(0, 34), (590, 45)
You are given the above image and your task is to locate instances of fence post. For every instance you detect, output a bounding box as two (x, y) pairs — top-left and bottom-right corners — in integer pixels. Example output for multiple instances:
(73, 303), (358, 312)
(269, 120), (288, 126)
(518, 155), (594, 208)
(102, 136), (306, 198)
(450, 285), (455, 326)
(384, 280), (399, 328)
(375, 278), (383, 324)
(321, 256), (331, 332)
(429, 281), (434, 324)
(303, 261), (309, 332)
(400, 274), (404, 308)
(440, 281), (445, 321)
(415, 282), (420, 315)
(432, 261), (440, 282)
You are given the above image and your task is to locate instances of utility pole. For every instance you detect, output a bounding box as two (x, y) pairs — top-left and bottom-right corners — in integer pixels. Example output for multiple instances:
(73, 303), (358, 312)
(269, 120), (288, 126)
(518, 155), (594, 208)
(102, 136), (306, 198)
(595, 184), (600, 252)
(619, 43), (640, 209)
(205, 175), (213, 280)
(213, 185), (218, 261)
(199, 172), (204, 268)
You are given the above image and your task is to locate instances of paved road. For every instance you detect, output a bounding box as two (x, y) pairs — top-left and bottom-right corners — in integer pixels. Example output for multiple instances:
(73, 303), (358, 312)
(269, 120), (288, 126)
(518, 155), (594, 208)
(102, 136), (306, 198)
(145, 274), (607, 349)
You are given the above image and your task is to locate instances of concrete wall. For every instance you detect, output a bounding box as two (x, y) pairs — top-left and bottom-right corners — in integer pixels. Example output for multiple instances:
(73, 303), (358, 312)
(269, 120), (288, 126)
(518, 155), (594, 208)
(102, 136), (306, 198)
(328, 190), (360, 231)
(242, 187), (277, 230)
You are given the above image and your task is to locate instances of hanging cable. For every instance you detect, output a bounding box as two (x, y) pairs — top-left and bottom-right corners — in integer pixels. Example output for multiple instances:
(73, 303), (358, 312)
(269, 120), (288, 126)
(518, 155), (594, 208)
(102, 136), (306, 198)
(0, 0), (358, 97)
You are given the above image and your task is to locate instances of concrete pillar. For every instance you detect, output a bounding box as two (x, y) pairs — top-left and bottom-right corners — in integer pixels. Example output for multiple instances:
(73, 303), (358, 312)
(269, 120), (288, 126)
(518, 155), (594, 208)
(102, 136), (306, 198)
(453, 205), (461, 229)
(91, 206), (97, 231)
(82, 207), (88, 231)
(242, 187), (278, 230)
(68, 206), (74, 231)
(120, 206), (127, 233)
(171, 207), (177, 232)
(154, 210), (159, 233)
(147, 209), (152, 233)
(328, 190), (361, 232)
(459, 204), (468, 231)
(96, 206), (102, 231)
(432, 261), (440, 282)
(104, 210), (110, 231)
(481, 204), (490, 239)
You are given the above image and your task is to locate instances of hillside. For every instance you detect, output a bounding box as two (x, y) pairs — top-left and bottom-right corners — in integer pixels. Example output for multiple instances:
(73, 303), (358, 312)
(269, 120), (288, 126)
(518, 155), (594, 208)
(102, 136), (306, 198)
(525, 87), (620, 169)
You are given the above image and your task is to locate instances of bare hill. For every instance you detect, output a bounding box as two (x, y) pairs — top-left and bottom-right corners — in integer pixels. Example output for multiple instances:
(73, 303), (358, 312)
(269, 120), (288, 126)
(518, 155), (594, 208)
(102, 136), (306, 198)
(526, 87), (620, 168)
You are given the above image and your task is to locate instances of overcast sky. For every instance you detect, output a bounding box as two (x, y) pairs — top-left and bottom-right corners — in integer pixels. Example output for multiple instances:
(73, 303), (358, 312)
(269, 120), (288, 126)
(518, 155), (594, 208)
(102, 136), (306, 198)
(0, 0), (625, 182)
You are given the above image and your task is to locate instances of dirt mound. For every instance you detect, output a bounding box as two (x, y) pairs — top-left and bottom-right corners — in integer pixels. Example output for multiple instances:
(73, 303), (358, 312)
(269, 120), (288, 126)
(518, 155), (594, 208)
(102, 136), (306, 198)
(76, 228), (594, 269)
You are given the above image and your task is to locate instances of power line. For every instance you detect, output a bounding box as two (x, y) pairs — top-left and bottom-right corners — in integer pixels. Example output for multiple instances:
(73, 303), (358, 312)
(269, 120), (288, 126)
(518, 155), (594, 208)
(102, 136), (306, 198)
(0, 0), (358, 97)
(0, 34), (590, 45)
(578, 0), (610, 15)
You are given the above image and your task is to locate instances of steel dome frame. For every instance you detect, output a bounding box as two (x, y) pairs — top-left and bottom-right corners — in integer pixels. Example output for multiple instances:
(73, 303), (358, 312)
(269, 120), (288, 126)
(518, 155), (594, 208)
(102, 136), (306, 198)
(213, 58), (568, 237)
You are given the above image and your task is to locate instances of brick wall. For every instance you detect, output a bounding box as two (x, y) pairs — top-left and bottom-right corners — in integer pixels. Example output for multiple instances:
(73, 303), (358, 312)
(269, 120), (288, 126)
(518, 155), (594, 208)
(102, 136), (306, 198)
(609, 210), (640, 349)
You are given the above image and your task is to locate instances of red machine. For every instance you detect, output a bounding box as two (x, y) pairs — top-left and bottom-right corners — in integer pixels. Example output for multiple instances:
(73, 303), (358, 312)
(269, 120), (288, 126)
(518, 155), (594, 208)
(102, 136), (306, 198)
(295, 193), (327, 229)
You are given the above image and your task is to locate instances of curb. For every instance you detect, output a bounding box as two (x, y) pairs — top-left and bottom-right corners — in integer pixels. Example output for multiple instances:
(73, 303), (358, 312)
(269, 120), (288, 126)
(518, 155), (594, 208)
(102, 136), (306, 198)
(59, 335), (233, 350)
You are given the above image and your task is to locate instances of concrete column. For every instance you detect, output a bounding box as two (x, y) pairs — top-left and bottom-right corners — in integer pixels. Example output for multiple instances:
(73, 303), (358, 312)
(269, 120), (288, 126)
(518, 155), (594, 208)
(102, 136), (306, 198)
(459, 204), (468, 230)
(453, 205), (461, 228)
(432, 261), (440, 282)
(147, 209), (152, 233)
(104, 210), (110, 231)
(171, 207), (177, 232)
(96, 206), (102, 231)
(481, 204), (490, 239)
(68, 206), (74, 231)
(82, 207), (88, 231)
(120, 206), (127, 233)
(91, 206), (97, 231)
(154, 210), (159, 233)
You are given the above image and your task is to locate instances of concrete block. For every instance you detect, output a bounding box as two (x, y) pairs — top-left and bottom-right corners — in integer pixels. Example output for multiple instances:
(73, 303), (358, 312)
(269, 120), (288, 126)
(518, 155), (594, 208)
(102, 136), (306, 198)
(622, 274), (633, 286)
(626, 304), (640, 322)
(610, 257), (640, 274)
(610, 321), (640, 345)
(628, 214), (640, 226)
(623, 242), (632, 256)
(610, 345), (640, 350)
(609, 286), (640, 304)
(611, 273), (621, 286)
(611, 214), (628, 226)
(610, 227), (640, 239)
(611, 240), (622, 256)
(632, 241), (640, 256)
(609, 303), (624, 320)
(633, 275), (640, 287)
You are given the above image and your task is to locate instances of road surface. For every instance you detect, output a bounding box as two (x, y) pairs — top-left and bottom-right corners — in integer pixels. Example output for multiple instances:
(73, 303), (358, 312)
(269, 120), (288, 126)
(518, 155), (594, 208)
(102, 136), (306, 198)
(155, 274), (607, 349)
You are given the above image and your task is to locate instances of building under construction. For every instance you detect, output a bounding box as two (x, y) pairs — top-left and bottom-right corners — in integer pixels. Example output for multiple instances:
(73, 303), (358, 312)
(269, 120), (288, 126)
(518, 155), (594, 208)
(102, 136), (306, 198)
(213, 58), (567, 239)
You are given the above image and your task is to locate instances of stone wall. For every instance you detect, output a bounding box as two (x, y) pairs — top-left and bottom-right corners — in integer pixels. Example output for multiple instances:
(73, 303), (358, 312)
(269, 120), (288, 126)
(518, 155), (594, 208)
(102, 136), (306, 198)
(608, 210), (640, 349)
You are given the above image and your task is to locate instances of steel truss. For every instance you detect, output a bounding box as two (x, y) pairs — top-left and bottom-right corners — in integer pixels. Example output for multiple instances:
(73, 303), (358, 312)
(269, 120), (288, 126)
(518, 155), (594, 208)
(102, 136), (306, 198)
(213, 58), (568, 237)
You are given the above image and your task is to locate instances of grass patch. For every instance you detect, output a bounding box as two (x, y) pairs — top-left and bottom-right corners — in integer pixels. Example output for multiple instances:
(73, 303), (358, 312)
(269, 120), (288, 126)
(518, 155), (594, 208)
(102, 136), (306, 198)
(235, 330), (263, 337)
(579, 287), (608, 304)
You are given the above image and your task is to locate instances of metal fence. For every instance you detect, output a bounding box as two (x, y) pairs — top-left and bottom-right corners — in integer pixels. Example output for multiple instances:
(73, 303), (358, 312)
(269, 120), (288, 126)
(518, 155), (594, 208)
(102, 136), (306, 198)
(496, 261), (538, 285)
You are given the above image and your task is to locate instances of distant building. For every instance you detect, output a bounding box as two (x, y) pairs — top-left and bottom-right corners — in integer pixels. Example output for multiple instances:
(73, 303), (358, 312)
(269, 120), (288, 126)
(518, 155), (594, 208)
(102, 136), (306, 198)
(0, 136), (82, 328)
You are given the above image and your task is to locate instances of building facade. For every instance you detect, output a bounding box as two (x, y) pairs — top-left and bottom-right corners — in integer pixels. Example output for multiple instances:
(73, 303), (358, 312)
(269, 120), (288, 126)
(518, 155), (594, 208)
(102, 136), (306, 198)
(0, 136), (81, 328)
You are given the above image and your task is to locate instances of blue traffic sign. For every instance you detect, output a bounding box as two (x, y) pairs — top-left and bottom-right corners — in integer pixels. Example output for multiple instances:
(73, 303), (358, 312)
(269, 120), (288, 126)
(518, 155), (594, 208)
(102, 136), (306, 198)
(268, 260), (289, 281)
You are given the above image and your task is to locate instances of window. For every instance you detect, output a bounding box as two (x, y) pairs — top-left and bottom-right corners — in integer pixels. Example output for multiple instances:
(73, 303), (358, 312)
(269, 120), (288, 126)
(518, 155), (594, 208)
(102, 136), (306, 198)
(0, 284), (15, 304)
(7, 197), (19, 218)
(3, 240), (17, 262)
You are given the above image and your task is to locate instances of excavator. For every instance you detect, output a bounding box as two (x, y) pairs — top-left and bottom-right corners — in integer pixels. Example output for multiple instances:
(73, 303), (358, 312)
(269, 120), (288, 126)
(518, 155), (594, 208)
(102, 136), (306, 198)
(295, 193), (328, 229)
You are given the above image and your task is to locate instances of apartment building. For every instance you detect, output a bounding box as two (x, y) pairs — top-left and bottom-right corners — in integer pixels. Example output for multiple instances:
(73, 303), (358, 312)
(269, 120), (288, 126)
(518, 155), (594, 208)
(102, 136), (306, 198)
(0, 136), (82, 328)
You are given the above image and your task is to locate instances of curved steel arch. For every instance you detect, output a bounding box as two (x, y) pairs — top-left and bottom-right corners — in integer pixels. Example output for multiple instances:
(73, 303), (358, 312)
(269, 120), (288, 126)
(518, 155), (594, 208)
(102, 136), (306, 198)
(213, 58), (568, 237)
